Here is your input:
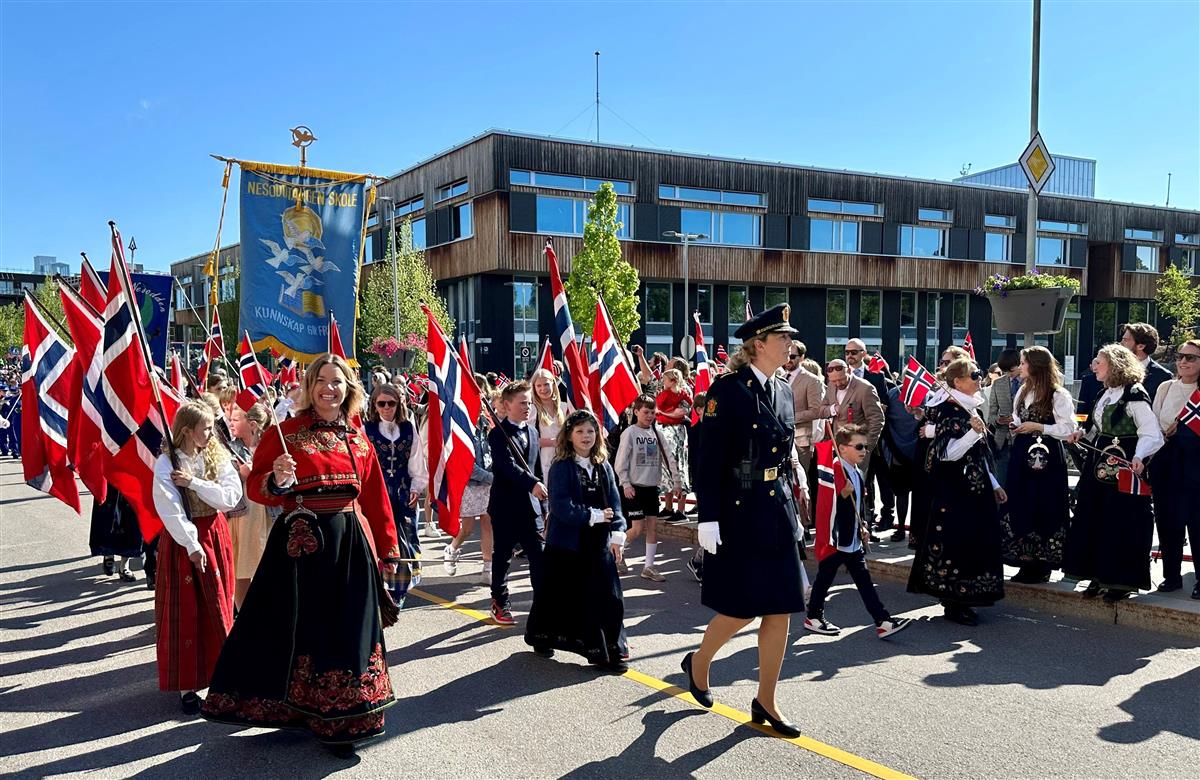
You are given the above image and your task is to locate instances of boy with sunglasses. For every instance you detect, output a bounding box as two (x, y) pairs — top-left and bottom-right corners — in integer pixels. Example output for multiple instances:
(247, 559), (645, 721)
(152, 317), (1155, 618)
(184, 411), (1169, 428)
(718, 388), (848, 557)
(804, 424), (910, 639)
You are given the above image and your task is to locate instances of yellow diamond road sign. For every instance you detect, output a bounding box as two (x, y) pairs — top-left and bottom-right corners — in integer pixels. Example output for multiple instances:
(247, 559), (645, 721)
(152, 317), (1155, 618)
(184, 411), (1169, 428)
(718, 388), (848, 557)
(1019, 132), (1056, 195)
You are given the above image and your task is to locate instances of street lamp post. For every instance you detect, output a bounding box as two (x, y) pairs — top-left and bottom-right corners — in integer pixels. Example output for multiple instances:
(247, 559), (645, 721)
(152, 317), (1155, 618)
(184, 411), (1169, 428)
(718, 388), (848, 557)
(377, 196), (402, 341)
(662, 230), (707, 355)
(1024, 0), (1041, 349)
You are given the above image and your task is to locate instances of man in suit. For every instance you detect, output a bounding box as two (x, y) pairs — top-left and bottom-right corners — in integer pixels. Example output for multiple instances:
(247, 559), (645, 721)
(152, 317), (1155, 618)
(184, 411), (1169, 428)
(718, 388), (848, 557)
(820, 358), (884, 475)
(1120, 322), (1171, 399)
(984, 349), (1022, 484)
(788, 341), (824, 471)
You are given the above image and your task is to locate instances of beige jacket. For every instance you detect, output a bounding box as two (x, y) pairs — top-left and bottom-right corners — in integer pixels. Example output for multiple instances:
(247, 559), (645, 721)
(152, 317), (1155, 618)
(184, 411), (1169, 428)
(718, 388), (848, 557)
(789, 367), (826, 448)
(821, 374), (885, 449)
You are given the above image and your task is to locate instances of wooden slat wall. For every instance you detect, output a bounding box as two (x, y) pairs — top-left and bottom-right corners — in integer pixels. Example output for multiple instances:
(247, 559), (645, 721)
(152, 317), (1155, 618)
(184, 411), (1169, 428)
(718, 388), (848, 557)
(377, 135), (498, 208)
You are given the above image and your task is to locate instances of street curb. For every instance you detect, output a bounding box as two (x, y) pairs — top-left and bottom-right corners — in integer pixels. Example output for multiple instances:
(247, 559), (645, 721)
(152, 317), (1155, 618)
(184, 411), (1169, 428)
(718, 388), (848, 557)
(657, 520), (1200, 640)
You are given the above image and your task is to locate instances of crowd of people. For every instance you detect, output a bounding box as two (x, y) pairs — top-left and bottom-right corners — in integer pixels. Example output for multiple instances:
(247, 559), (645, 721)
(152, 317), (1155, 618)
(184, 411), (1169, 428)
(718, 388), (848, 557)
(17, 310), (1197, 754)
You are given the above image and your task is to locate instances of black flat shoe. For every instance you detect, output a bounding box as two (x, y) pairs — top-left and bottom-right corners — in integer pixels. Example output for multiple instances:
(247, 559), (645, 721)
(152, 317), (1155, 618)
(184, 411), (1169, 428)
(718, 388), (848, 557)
(1081, 582), (1102, 598)
(325, 742), (356, 759)
(603, 660), (629, 674)
(145, 574), (156, 591)
(533, 646), (554, 659)
(103, 557), (114, 576)
(750, 698), (800, 738)
(180, 691), (201, 715)
(681, 652), (713, 708)
(944, 606), (978, 627)
(1156, 579), (1183, 593)
(890, 529), (906, 542)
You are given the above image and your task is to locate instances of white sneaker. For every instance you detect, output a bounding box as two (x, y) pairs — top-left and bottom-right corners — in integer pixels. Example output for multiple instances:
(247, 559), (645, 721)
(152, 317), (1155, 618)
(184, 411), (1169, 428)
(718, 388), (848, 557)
(423, 522), (440, 538)
(443, 545), (461, 576)
(479, 562), (492, 585)
(641, 566), (666, 583)
(803, 617), (841, 635)
(876, 618), (912, 639)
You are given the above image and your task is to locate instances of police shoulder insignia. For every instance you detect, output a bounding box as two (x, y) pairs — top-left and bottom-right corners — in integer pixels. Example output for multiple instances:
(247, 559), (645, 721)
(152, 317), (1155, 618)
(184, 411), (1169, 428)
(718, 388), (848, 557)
(706, 397), (718, 416)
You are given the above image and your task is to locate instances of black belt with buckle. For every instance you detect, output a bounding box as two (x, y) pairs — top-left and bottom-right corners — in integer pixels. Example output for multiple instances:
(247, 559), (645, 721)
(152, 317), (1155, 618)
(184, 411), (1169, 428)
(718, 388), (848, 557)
(749, 465), (787, 482)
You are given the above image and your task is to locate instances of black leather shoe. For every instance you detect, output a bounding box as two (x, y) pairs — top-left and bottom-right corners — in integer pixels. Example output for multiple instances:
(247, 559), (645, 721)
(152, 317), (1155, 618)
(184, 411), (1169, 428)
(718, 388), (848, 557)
(890, 529), (906, 542)
(1102, 589), (1131, 604)
(750, 698), (800, 738)
(1191, 583), (1200, 600)
(533, 646), (554, 659)
(103, 556), (114, 576)
(1081, 582), (1102, 598)
(180, 691), (202, 715)
(1156, 579), (1183, 593)
(944, 606), (978, 626)
(681, 652), (713, 708)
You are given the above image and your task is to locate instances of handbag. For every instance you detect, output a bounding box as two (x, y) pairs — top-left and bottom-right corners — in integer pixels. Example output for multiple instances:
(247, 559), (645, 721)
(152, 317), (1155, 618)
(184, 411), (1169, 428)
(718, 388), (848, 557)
(1094, 437), (1127, 484)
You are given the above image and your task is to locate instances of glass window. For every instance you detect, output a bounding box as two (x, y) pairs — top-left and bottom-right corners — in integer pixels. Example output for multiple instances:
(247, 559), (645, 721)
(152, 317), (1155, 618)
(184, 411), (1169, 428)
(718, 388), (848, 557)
(1134, 245), (1158, 272)
(1181, 249), (1198, 274)
(1124, 227), (1162, 242)
(536, 172), (585, 190)
(808, 198), (842, 214)
(451, 202), (472, 240)
(808, 198), (882, 217)
(584, 178), (633, 195)
(722, 191), (764, 206)
(810, 219), (859, 251)
(409, 218), (426, 250)
(985, 232), (1011, 262)
(984, 214), (1015, 228)
(512, 277), (537, 320)
(860, 291), (882, 327)
(175, 275), (192, 310)
(952, 294), (968, 328)
(510, 169), (532, 185)
(927, 294), (940, 330)
(1037, 236), (1066, 265)
(826, 289), (848, 326)
(840, 220), (859, 252)
(810, 219), (835, 251)
(437, 180), (469, 202)
(679, 209), (759, 245)
(696, 285), (712, 323)
(396, 196), (424, 217)
(678, 186), (722, 203)
(765, 287), (788, 308)
(918, 208), (953, 223)
(219, 273), (236, 303)
(681, 208), (712, 238)
(1092, 301), (1116, 353)
(662, 185), (765, 206)
(537, 195), (576, 234)
(721, 212), (759, 246)
(900, 291), (917, 327)
(367, 211), (379, 230)
(1037, 219), (1087, 235)
(645, 283), (671, 323)
(728, 286), (748, 323)
(1128, 301), (1149, 322)
(1176, 232), (1199, 245)
(899, 225), (947, 257)
(658, 184), (674, 199)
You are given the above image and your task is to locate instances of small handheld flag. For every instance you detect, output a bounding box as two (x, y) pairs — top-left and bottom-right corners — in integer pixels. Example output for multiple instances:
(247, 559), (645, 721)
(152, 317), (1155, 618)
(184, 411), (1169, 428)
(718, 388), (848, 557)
(1176, 387), (1200, 438)
(1117, 467), (1151, 497)
(900, 356), (938, 408)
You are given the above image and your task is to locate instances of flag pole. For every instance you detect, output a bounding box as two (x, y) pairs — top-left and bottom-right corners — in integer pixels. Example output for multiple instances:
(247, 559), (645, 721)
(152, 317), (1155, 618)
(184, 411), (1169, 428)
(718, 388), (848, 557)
(244, 329), (291, 456)
(173, 276), (237, 378)
(23, 287), (74, 345)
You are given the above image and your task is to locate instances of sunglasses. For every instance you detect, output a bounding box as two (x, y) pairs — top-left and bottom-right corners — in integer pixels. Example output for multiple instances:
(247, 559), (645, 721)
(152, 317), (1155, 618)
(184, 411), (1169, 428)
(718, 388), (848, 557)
(842, 443), (869, 451)
(1178, 353), (1200, 363)
(938, 359), (952, 367)
(845, 348), (864, 355)
(826, 365), (845, 373)
(376, 400), (397, 408)
(970, 370), (985, 381)
(787, 353), (801, 360)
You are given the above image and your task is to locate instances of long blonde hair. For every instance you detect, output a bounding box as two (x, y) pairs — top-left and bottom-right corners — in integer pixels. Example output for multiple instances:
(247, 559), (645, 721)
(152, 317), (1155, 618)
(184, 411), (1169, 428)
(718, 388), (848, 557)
(169, 401), (228, 480)
(297, 353), (365, 419)
(725, 337), (763, 373)
(530, 368), (564, 428)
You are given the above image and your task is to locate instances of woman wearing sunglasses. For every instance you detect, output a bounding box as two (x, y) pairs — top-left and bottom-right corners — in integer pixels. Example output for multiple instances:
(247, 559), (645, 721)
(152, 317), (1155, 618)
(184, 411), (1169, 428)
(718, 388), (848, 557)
(364, 382), (428, 606)
(907, 357), (1006, 626)
(1149, 339), (1200, 599)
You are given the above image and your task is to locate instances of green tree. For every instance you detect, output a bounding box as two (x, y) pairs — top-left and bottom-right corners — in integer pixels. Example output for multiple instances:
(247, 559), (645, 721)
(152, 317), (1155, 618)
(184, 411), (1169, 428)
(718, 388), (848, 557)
(1155, 264), (1199, 344)
(357, 219), (452, 370)
(0, 302), (22, 352)
(564, 183), (641, 342)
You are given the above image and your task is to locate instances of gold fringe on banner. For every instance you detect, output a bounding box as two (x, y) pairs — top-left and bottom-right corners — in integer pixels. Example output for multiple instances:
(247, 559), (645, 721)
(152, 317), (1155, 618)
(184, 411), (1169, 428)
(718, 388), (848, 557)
(355, 184), (377, 321)
(251, 334), (358, 368)
(232, 158), (369, 183)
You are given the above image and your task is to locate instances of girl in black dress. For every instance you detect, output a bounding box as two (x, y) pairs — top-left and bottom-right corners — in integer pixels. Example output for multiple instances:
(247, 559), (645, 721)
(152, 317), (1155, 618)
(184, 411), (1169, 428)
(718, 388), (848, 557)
(526, 409), (629, 671)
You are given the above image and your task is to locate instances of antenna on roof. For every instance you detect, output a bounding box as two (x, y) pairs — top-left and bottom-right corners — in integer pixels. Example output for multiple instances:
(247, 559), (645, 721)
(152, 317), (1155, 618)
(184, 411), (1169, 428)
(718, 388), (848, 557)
(1165, 172), (1172, 207)
(959, 163), (972, 177)
(594, 51), (601, 143)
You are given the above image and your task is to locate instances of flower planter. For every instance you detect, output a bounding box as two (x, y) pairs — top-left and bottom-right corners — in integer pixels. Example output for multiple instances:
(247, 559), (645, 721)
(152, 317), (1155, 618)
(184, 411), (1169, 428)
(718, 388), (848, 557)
(383, 349), (410, 370)
(988, 287), (1074, 335)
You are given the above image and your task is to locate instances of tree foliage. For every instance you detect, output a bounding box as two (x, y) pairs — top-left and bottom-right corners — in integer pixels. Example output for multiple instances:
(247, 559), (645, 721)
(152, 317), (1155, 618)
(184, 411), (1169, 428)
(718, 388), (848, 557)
(1156, 264), (1199, 344)
(357, 219), (452, 371)
(0, 277), (69, 354)
(563, 183), (641, 343)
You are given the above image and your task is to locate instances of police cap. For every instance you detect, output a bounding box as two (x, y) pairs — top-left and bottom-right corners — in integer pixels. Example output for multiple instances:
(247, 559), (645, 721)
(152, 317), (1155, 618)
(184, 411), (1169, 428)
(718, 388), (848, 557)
(733, 303), (798, 341)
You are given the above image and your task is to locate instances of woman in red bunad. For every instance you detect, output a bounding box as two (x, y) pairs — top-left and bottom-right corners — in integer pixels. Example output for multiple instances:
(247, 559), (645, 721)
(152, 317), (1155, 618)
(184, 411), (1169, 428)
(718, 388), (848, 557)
(201, 354), (402, 758)
(151, 401), (242, 715)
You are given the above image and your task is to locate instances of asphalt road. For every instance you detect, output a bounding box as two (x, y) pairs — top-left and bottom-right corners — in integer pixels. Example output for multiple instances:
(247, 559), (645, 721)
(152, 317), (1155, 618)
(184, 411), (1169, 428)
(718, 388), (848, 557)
(1, 457), (1197, 779)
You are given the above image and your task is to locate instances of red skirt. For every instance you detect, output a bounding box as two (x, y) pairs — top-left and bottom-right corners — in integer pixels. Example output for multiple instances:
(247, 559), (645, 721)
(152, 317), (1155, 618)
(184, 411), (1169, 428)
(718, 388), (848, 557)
(155, 512), (235, 692)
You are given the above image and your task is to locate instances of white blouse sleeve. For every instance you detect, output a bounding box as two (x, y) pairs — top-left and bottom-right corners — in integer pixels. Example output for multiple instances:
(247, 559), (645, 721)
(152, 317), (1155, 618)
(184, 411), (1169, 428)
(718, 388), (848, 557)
(186, 459), (244, 512)
(408, 423), (429, 495)
(943, 428), (983, 462)
(1128, 400), (1166, 461)
(152, 455), (201, 555)
(1042, 388), (1079, 440)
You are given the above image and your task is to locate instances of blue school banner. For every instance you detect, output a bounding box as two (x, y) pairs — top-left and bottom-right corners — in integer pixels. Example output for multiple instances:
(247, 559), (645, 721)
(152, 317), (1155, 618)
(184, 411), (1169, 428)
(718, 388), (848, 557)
(237, 162), (369, 363)
(99, 271), (173, 368)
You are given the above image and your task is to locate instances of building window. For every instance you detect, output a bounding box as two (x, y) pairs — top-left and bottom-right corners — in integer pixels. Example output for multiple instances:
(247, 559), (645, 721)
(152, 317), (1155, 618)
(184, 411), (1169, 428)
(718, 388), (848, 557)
(860, 290), (882, 327)
(900, 291), (917, 327)
(807, 198), (883, 217)
(1037, 236), (1067, 266)
(535, 195), (631, 238)
(1037, 219), (1087, 235)
(680, 208), (761, 246)
(728, 286), (748, 324)
(826, 289), (848, 326)
(1124, 227), (1162, 242)
(764, 287), (788, 308)
(512, 169), (634, 196)
(1176, 232), (1199, 245)
(367, 212), (379, 230)
(176, 275), (192, 311)
(436, 179), (469, 202)
(512, 276), (537, 321)
(450, 202), (472, 240)
(695, 285), (713, 323)
(219, 273), (236, 303)
(899, 224), (948, 258)
(1092, 301), (1116, 354)
(952, 294), (968, 328)
(1128, 300), (1157, 323)
(660, 184), (765, 207)
(984, 214), (1016, 229)
(396, 196), (424, 217)
(645, 283), (671, 324)
(985, 232), (1012, 262)
(409, 218), (427, 250)
(1180, 249), (1198, 275)
(918, 208), (953, 223)
(810, 219), (859, 252)
(1134, 245), (1158, 273)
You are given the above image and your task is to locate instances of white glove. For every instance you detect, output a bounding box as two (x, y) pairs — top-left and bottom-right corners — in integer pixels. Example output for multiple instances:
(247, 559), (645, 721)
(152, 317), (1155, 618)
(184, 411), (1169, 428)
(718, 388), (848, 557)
(0, 418), (9, 430)
(697, 521), (722, 555)
(923, 423), (936, 439)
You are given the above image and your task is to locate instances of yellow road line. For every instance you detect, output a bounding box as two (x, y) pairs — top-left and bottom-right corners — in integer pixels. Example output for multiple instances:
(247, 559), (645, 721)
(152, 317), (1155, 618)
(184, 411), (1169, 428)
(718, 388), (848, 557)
(408, 589), (916, 780)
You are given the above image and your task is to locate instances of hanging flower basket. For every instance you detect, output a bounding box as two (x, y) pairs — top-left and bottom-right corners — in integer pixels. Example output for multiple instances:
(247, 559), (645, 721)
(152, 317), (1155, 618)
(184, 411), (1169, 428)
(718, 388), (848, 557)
(975, 271), (1079, 335)
(368, 334), (427, 370)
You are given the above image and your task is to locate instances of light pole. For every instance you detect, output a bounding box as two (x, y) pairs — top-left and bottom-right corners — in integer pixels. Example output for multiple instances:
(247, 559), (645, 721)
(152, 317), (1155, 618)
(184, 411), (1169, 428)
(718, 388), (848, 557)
(376, 196), (402, 341)
(663, 230), (707, 355)
(1024, 0), (1041, 349)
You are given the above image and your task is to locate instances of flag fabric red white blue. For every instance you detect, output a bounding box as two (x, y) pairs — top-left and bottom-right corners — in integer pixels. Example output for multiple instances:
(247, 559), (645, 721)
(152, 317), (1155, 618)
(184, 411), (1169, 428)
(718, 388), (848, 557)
(868, 352), (889, 374)
(458, 336), (473, 377)
(900, 356), (938, 408)
(588, 296), (640, 430)
(328, 312), (347, 360)
(545, 241), (592, 411)
(1176, 387), (1200, 438)
(107, 377), (182, 542)
(98, 229), (154, 458)
(693, 312), (711, 395)
(424, 305), (482, 537)
(236, 332), (272, 411)
(963, 333), (976, 361)
(170, 352), (188, 395)
(745, 299), (754, 322)
(205, 307), (225, 363)
(538, 336), (554, 374)
(716, 344), (729, 366)
(1117, 467), (1152, 497)
(20, 294), (81, 513)
(275, 355), (298, 389)
(813, 439), (845, 563)
(79, 255), (108, 312)
(60, 280), (108, 503)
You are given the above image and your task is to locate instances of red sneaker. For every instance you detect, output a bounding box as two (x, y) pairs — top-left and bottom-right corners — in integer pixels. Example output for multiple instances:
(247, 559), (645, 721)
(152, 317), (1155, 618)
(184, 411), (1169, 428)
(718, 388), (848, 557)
(490, 600), (516, 626)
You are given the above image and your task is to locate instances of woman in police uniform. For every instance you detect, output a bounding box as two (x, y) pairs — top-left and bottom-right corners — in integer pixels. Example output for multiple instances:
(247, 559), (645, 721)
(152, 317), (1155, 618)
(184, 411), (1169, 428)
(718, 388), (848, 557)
(681, 304), (808, 738)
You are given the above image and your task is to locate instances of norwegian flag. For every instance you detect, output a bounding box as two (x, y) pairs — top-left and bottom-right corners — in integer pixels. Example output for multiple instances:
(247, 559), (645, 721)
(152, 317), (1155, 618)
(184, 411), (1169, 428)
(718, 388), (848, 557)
(588, 296), (640, 430)
(496, 373), (512, 389)
(60, 280), (108, 502)
(170, 352), (188, 395)
(538, 336), (554, 374)
(236, 332), (272, 411)
(204, 306), (225, 363)
(276, 355), (298, 389)
(963, 332), (976, 361)
(20, 294), (81, 513)
(651, 364), (663, 382)
(693, 312), (712, 394)
(328, 312), (347, 360)
(98, 228), (153, 458)
(79, 255), (108, 312)
(458, 335), (473, 376)
(868, 352), (889, 374)
(107, 377), (183, 542)
(900, 355), (938, 408)
(1117, 467), (1152, 497)
(813, 439), (845, 562)
(745, 298), (754, 322)
(1176, 387), (1200, 438)
(546, 241), (592, 411)
(424, 305), (482, 537)
(716, 344), (729, 365)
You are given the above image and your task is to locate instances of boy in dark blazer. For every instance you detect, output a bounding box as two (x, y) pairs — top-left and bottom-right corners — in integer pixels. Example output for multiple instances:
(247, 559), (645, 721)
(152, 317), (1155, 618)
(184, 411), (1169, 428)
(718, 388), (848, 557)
(487, 380), (547, 626)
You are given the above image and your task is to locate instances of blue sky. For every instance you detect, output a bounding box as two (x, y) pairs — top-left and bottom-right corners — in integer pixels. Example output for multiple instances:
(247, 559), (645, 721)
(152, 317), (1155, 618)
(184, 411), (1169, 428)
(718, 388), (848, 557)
(1, 0), (1196, 273)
